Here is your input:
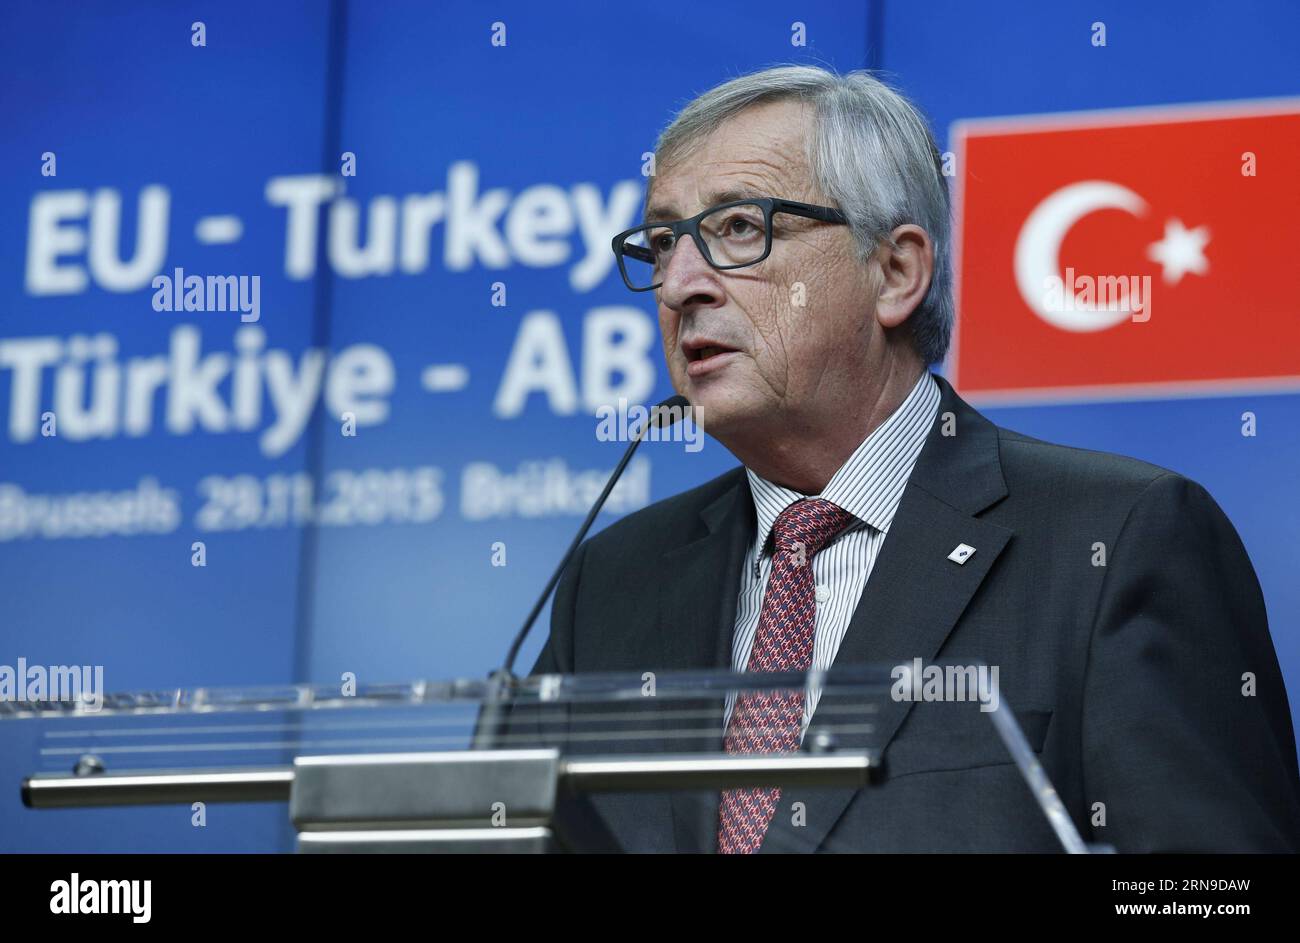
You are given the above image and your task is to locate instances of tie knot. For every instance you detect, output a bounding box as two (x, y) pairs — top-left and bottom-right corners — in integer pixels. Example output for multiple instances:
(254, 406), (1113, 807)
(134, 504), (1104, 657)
(772, 498), (855, 557)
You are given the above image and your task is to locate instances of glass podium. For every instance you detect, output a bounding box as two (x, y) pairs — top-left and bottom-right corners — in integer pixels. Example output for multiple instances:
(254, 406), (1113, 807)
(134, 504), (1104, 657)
(3, 665), (1093, 853)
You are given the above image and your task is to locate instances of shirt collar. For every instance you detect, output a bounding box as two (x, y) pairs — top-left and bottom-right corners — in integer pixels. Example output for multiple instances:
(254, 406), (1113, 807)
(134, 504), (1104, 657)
(746, 371), (942, 556)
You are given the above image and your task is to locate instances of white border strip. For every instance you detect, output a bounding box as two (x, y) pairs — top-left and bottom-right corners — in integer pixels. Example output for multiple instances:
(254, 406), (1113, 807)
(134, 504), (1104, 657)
(951, 95), (1300, 139)
(962, 375), (1300, 409)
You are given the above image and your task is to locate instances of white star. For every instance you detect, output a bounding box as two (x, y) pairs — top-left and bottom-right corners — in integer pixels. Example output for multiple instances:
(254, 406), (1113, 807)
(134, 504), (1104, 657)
(1146, 218), (1210, 285)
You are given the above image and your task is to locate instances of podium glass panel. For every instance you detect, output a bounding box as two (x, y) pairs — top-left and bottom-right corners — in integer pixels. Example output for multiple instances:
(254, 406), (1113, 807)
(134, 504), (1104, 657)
(2, 665), (1090, 853)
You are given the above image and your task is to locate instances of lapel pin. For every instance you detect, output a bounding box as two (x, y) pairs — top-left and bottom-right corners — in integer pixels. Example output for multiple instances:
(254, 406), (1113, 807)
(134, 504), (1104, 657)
(948, 543), (976, 565)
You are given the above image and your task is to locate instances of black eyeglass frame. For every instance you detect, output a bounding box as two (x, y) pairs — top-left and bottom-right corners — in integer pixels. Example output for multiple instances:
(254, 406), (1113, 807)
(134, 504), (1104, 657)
(611, 197), (850, 292)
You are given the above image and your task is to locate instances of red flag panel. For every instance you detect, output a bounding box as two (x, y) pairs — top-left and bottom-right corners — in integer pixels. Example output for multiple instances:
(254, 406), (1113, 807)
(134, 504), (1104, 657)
(951, 100), (1300, 401)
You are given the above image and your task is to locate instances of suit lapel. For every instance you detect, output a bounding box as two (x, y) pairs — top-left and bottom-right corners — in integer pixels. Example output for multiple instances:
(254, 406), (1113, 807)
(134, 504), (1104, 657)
(656, 471), (754, 852)
(758, 375), (1014, 853)
(654, 472), (752, 674)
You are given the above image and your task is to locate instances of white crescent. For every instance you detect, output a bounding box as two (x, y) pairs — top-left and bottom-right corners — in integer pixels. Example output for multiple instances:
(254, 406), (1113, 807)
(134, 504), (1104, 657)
(1013, 180), (1147, 332)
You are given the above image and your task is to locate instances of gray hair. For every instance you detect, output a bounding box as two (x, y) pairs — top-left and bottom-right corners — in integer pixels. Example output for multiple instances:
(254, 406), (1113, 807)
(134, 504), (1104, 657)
(649, 65), (953, 365)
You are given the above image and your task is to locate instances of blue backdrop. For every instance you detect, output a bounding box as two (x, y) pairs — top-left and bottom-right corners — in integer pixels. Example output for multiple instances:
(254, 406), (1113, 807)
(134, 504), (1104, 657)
(1, 0), (1297, 851)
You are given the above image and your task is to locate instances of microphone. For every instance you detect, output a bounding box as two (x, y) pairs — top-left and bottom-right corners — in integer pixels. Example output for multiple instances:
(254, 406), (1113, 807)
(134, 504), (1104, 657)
(471, 393), (691, 750)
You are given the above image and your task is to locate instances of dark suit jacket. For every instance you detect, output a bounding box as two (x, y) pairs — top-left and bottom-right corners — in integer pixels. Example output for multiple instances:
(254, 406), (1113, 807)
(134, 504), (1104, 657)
(530, 374), (1300, 852)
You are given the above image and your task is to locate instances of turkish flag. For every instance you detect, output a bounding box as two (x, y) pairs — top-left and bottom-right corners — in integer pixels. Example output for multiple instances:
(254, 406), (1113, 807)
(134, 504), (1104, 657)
(951, 100), (1300, 401)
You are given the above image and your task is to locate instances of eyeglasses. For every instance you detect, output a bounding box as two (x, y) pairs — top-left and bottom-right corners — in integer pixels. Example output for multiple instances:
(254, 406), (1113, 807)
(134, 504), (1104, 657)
(611, 197), (850, 292)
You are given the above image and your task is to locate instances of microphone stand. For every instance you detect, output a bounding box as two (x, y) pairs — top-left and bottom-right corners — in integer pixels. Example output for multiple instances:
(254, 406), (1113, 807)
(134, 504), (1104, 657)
(470, 394), (690, 750)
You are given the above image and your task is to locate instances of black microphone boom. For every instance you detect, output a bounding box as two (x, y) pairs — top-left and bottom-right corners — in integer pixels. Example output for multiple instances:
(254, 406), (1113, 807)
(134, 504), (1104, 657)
(471, 393), (691, 750)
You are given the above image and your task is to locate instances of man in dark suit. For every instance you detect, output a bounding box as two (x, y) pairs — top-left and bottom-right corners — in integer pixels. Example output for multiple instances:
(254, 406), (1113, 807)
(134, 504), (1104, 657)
(530, 66), (1300, 852)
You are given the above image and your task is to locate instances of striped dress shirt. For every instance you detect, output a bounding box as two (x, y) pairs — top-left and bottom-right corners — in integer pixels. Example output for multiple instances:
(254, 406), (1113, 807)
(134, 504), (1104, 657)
(724, 370), (942, 731)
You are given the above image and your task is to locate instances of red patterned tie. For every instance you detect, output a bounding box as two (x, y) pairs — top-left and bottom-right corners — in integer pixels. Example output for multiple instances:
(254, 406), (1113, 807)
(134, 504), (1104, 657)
(717, 497), (855, 854)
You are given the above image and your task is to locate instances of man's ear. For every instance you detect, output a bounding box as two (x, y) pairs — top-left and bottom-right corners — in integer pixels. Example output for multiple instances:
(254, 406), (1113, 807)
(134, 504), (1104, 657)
(874, 224), (934, 330)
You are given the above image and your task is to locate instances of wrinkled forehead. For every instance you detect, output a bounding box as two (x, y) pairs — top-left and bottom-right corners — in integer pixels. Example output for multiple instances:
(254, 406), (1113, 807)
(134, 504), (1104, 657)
(644, 101), (820, 223)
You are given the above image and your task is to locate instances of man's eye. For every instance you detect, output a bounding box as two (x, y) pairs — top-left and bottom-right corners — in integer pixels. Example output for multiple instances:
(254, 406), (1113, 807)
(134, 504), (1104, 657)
(723, 216), (762, 236)
(652, 234), (676, 252)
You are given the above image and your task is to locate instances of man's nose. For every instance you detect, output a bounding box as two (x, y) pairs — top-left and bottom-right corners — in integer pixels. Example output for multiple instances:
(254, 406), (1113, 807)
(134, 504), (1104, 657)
(659, 234), (724, 313)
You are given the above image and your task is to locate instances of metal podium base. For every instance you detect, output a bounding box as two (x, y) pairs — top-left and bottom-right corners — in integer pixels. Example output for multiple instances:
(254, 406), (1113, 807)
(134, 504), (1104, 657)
(291, 748), (623, 852)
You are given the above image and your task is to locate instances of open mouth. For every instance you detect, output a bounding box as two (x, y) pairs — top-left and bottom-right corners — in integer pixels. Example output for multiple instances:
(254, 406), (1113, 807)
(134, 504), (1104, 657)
(683, 339), (739, 363)
(683, 341), (739, 377)
(688, 345), (733, 362)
